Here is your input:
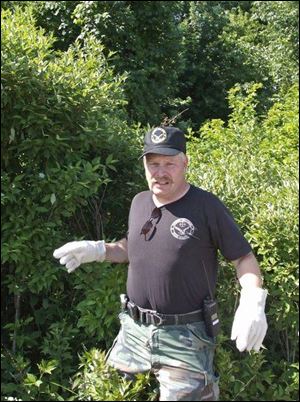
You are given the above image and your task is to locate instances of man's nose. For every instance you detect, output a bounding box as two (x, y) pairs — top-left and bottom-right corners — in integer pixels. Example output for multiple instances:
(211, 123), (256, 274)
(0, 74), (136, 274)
(154, 166), (167, 176)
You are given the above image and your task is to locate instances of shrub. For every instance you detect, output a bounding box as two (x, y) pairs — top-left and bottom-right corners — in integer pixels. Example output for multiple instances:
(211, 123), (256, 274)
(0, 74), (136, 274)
(1, 6), (143, 400)
(187, 82), (299, 400)
(72, 348), (158, 401)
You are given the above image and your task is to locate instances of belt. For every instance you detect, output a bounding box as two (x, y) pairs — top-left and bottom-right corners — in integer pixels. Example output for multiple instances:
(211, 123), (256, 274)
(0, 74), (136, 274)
(124, 300), (203, 326)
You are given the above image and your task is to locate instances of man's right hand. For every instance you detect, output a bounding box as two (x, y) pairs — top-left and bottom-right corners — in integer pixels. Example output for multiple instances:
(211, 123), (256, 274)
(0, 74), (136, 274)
(53, 240), (106, 273)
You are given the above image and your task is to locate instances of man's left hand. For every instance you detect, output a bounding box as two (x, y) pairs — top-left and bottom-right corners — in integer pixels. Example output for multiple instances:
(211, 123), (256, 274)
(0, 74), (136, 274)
(231, 287), (268, 352)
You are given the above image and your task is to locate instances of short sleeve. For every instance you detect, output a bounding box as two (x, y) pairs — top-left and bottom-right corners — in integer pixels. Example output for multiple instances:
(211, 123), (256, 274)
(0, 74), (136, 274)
(205, 194), (252, 261)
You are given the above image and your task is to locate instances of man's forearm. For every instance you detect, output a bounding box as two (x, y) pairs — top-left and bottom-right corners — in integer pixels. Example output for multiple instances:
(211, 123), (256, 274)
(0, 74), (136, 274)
(105, 238), (129, 263)
(232, 252), (263, 288)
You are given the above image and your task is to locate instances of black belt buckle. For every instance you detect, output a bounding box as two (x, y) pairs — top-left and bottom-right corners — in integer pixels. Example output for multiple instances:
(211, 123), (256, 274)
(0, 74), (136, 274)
(141, 310), (164, 326)
(125, 299), (165, 326)
(149, 312), (163, 326)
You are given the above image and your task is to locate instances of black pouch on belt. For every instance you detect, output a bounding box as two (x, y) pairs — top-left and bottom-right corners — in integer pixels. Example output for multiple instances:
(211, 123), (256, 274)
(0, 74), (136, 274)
(203, 297), (220, 338)
(127, 301), (139, 321)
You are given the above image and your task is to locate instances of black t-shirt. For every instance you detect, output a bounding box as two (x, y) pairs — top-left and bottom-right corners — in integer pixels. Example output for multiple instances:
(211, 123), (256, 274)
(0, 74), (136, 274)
(126, 184), (252, 314)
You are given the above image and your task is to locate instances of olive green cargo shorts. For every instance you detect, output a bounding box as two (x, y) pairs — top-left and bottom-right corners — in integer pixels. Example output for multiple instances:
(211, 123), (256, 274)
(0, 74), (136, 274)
(106, 311), (219, 401)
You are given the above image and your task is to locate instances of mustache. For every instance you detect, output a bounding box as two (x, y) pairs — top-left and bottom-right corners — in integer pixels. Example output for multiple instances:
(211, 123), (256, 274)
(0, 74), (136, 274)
(153, 177), (173, 184)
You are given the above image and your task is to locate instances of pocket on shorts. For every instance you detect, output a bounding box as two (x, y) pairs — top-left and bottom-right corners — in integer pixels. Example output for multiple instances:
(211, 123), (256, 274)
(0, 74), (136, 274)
(186, 321), (216, 348)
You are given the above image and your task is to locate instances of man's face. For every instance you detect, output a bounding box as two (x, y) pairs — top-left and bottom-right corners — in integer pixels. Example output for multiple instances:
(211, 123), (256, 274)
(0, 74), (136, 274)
(143, 153), (188, 202)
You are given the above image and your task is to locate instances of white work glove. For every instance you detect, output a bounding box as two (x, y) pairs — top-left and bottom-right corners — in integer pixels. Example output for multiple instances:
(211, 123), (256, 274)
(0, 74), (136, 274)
(53, 240), (106, 273)
(231, 287), (268, 352)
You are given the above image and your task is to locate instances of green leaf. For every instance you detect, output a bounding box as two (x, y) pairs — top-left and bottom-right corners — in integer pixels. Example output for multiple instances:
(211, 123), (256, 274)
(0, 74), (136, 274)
(50, 193), (56, 205)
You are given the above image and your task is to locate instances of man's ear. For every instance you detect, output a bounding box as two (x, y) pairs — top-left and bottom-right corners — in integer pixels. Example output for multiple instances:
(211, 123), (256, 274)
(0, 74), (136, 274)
(184, 155), (189, 170)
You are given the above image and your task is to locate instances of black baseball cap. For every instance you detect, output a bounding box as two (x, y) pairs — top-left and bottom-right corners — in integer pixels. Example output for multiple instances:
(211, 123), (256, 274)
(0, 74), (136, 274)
(140, 126), (186, 159)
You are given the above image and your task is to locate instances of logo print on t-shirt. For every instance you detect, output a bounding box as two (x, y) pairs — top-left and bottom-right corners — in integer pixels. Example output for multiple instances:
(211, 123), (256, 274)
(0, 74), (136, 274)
(151, 127), (167, 144)
(170, 218), (195, 240)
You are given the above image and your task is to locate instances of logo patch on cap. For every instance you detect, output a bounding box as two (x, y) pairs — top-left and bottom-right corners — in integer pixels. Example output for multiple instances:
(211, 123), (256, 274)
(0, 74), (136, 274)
(170, 218), (195, 240)
(151, 127), (167, 144)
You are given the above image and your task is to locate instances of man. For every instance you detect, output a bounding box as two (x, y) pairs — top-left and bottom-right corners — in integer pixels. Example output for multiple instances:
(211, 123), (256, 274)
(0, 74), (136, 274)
(53, 126), (268, 401)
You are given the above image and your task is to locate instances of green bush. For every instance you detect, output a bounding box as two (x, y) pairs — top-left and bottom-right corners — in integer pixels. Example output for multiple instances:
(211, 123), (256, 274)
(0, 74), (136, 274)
(72, 348), (158, 401)
(2, 4), (298, 401)
(27, 0), (184, 125)
(1, 6), (143, 400)
(187, 82), (299, 400)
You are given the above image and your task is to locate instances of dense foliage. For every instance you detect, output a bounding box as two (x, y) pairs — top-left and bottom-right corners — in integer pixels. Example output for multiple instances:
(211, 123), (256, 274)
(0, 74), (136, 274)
(1, 2), (299, 401)
(1, 5), (144, 400)
(2, 1), (298, 126)
(188, 82), (299, 401)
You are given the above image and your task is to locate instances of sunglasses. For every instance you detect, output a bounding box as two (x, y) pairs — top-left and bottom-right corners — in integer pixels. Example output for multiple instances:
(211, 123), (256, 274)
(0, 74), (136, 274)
(140, 207), (162, 240)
